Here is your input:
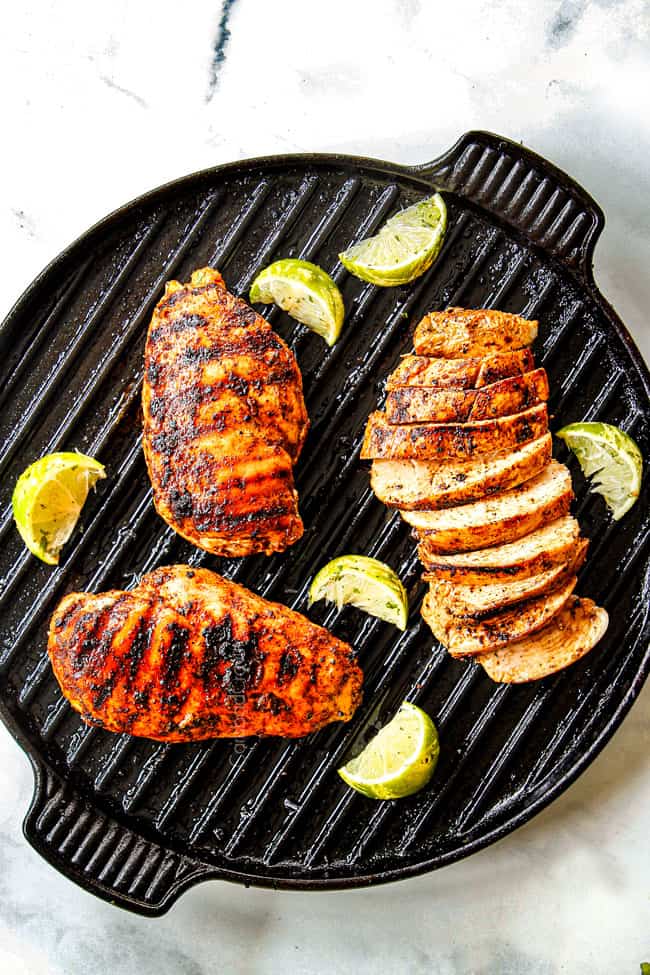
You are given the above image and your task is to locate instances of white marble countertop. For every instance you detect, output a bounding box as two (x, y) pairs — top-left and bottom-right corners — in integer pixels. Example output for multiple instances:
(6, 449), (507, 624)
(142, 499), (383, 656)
(1, 1), (649, 972)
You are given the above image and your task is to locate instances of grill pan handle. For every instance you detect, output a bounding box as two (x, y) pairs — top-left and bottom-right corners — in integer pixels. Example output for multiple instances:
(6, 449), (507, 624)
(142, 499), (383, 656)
(412, 130), (604, 280)
(23, 759), (216, 915)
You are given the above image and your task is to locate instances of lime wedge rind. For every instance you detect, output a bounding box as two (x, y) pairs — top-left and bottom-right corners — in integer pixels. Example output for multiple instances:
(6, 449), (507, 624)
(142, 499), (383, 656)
(308, 554), (409, 629)
(339, 194), (447, 287)
(250, 258), (345, 346)
(338, 701), (439, 800)
(12, 451), (106, 565)
(557, 421), (642, 521)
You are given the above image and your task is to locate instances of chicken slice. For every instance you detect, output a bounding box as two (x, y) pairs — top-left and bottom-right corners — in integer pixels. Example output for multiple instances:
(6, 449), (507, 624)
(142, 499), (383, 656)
(387, 355), (481, 390)
(385, 369), (549, 424)
(361, 404), (548, 461)
(478, 597), (608, 683)
(48, 565), (363, 741)
(468, 369), (549, 420)
(422, 574), (577, 656)
(413, 307), (538, 357)
(142, 268), (309, 557)
(370, 435), (552, 511)
(419, 514), (582, 583)
(385, 386), (478, 423)
(475, 350), (536, 387)
(436, 539), (588, 618)
(387, 348), (535, 390)
(402, 460), (573, 552)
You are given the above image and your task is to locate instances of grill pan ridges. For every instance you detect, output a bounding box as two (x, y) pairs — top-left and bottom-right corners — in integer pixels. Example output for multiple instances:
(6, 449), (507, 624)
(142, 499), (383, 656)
(0, 130), (648, 915)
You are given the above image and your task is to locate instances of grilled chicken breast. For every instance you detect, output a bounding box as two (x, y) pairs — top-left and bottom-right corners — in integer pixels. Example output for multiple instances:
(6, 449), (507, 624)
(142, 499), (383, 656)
(437, 539), (588, 618)
(420, 514), (583, 584)
(478, 597), (609, 683)
(386, 349), (535, 390)
(385, 369), (549, 424)
(403, 460), (573, 553)
(361, 404), (548, 461)
(48, 565), (362, 740)
(413, 307), (538, 357)
(423, 574), (577, 656)
(364, 305), (607, 682)
(370, 435), (552, 511)
(142, 268), (309, 557)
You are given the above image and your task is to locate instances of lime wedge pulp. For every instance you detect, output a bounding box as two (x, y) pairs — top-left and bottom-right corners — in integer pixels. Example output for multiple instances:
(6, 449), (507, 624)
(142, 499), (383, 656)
(250, 258), (345, 346)
(308, 554), (409, 629)
(338, 701), (439, 799)
(12, 452), (106, 564)
(556, 422), (642, 520)
(339, 193), (447, 287)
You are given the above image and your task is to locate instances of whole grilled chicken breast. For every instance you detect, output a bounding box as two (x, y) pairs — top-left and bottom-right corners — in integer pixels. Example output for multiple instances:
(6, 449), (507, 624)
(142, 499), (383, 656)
(48, 566), (362, 741)
(143, 268), (309, 557)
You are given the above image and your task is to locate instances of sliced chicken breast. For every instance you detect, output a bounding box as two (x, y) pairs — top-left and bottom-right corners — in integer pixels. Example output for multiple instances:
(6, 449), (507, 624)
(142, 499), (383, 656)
(402, 460), (573, 552)
(422, 575), (577, 656)
(370, 434), (552, 510)
(361, 404), (548, 461)
(419, 514), (582, 583)
(385, 369), (548, 424)
(386, 348), (534, 390)
(478, 597), (609, 683)
(413, 307), (538, 358)
(437, 539), (588, 618)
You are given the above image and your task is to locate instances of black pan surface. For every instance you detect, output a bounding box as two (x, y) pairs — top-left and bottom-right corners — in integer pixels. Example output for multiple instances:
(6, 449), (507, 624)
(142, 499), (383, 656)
(0, 131), (648, 915)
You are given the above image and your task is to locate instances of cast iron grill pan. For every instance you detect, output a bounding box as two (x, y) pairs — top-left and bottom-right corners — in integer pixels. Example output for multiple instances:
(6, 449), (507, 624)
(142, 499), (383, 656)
(0, 131), (648, 915)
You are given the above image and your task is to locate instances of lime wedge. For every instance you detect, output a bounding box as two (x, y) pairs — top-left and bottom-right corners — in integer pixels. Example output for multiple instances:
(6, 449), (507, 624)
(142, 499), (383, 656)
(339, 194), (447, 287)
(338, 701), (439, 799)
(556, 422), (642, 521)
(250, 258), (345, 346)
(308, 554), (409, 629)
(12, 452), (106, 564)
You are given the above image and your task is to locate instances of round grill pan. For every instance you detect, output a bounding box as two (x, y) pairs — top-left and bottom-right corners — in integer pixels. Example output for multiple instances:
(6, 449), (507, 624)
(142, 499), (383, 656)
(0, 131), (648, 915)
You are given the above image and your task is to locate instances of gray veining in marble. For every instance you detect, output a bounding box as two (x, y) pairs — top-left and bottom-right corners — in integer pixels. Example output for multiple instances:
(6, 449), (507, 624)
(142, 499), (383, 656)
(1, 1), (649, 972)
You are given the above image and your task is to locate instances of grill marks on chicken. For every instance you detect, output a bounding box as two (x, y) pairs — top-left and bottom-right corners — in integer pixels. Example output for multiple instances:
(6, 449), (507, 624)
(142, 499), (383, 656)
(143, 268), (309, 557)
(363, 306), (608, 683)
(48, 566), (362, 740)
